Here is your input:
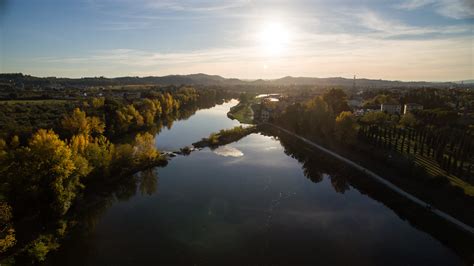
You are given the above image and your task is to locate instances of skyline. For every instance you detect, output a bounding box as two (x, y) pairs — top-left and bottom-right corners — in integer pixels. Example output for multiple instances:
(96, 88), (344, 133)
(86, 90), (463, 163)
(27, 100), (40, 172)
(1, 0), (473, 81)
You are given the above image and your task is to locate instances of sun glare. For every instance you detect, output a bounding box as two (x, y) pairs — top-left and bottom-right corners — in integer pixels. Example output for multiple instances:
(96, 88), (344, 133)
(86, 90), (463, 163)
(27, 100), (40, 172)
(258, 22), (290, 56)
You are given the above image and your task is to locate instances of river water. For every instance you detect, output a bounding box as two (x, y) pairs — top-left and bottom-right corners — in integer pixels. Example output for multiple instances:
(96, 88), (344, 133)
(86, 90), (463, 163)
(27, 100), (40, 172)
(50, 100), (468, 265)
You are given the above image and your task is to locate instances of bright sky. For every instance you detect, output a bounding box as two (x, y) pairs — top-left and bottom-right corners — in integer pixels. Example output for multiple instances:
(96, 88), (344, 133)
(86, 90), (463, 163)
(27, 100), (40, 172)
(0, 0), (473, 81)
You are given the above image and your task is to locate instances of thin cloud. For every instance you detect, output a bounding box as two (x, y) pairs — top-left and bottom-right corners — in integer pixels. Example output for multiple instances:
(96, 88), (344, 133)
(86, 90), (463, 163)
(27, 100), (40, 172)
(354, 9), (471, 37)
(31, 32), (472, 81)
(145, 0), (251, 12)
(395, 0), (435, 10)
(395, 0), (474, 19)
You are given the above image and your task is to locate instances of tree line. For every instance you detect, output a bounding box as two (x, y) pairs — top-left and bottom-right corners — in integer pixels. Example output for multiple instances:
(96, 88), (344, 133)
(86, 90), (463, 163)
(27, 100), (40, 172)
(359, 113), (473, 180)
(271, 88), (473, 187)
(0, 87), (235, 263)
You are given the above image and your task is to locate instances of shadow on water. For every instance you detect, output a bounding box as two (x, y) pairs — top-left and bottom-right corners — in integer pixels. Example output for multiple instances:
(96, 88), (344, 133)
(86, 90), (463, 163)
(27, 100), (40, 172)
(260, 126), (474, 264)
(46, 169), (163, 265)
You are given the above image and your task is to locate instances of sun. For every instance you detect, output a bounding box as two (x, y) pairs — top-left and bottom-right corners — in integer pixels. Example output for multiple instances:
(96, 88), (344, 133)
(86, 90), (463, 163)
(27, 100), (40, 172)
(258, 22), (290, 56)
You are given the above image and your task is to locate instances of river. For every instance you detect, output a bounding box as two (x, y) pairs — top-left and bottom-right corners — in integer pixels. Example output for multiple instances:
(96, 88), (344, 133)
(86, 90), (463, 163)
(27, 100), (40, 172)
(49, 100), (469, 265)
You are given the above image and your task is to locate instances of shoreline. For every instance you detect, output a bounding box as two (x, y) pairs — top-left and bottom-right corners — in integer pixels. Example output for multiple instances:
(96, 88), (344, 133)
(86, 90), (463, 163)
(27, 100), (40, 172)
(265, 122), (474, 235)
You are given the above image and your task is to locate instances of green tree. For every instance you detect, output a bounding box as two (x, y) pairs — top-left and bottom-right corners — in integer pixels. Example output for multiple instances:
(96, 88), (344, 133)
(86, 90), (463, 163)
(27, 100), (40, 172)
(362, 94), (398, 108)
(305, 96), (335, 138)
(400, 112), (418, 128)
(322, 88), (350, 114)
(27, 234), (60, 262)
(360, 111), (390, 125)
(335, 111), (357, 144)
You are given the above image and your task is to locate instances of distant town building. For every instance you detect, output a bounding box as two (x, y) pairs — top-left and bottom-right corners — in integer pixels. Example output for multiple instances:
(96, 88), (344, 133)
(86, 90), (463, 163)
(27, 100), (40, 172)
(381, 104), (401, 114)
(404, 103), (423, 114)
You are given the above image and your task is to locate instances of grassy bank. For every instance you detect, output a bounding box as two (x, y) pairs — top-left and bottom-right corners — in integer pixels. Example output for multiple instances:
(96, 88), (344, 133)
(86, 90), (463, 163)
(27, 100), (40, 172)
(227, 104), (254, 124)
(227, 94), (258, 124)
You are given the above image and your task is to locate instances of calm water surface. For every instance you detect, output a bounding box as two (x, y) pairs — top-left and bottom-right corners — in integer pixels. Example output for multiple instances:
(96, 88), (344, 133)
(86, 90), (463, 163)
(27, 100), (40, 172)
(50, 101), (467, 265)
(155, 99), (240, 151)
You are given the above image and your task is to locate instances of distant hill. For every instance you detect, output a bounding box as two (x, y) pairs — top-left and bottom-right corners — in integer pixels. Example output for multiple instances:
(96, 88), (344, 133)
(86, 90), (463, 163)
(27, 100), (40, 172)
(455, 80), (474, 84)
(0, 73), (460, 89)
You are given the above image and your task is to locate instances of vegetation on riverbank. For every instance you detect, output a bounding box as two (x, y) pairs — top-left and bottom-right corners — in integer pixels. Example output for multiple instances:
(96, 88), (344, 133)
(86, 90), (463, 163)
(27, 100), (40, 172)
(193, 125), (257, 149)
(0, 87), (236, 263)
(260, 126), (474, 263)
(0, 126), (166, 263)
(270, 88), (473, 194)
(264, 88), (474, 227)
(227, 93), (257, 124)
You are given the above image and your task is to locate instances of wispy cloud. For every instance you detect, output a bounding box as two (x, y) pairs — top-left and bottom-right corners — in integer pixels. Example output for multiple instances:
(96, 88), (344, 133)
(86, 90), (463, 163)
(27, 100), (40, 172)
(395, 0), (435, 10)
(3, 0), (473, 81)
(395, 0), (474, 19)
(144, 0), (251, 12)
(354, 10), (471, 37)
(31, 31), (473, 81)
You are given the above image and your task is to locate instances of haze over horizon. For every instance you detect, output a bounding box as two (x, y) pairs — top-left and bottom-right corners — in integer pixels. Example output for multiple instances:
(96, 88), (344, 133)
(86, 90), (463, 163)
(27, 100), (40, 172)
(1, 0), (473, 81)
(4, 72), (472, 84)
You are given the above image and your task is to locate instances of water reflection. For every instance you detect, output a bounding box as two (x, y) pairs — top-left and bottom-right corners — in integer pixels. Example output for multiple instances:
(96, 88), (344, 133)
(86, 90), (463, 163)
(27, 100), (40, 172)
(260, 126), (473, 263)
(139, 169), (159, 196)
(155, 99), (241, 151)
(213, 146), (244, 157)
(47, 105), (472, 266)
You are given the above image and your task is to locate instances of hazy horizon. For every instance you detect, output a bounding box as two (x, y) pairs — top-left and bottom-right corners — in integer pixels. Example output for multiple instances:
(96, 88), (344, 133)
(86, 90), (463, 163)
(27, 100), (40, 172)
(1, 0), (473, 81)
(3, 72), (474, 83)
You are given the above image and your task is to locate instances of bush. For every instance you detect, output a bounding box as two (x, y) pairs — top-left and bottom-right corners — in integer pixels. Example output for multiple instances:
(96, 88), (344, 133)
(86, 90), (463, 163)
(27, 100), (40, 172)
(27, 234), (60, 262)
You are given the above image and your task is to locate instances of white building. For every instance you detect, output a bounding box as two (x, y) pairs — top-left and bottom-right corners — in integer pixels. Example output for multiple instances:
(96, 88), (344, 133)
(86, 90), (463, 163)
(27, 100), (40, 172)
(381, 104), (401, 115)
(404, 103), (423, 114)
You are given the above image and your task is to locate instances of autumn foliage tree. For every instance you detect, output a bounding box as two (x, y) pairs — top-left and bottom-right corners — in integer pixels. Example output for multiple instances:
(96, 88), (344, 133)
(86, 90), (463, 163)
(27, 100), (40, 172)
(61, 108), (105, 137)
(0, 202), (16, 253)
(6, 130), (90, 216)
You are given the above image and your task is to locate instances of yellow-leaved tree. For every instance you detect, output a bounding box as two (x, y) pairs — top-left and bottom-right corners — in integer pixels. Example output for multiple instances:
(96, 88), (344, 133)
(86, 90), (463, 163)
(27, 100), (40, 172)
(61, 108), (105, 137)
(8, 130), (90, 216)
(133, 132), (159, 164)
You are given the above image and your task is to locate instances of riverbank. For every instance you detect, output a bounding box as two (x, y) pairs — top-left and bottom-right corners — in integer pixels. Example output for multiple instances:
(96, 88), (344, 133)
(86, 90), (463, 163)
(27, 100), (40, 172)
(226, 98), (257, 124)
(264, 123), (474, 234)
(32, 98), (471, 266)
(193, 125), (257, 149)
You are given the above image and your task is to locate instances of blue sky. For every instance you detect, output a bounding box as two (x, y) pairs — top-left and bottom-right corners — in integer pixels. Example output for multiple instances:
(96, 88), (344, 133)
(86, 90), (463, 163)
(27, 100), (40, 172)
(0, 0), (473, 81)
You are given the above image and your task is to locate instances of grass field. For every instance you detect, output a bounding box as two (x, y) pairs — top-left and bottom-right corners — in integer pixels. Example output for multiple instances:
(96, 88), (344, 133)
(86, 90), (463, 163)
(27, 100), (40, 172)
(228, 103), (254, 124)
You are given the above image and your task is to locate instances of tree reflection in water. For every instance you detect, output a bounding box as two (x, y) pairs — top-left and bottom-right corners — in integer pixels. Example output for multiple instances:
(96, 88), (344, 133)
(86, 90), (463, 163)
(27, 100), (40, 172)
(260, 125), (474, 263)
(139, 169), (158, 196)
(278, 130), (352, 193)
